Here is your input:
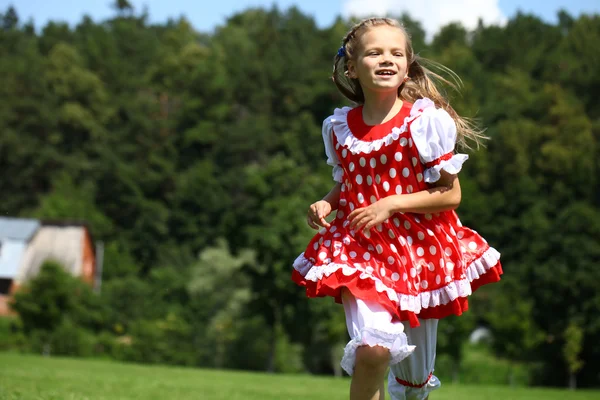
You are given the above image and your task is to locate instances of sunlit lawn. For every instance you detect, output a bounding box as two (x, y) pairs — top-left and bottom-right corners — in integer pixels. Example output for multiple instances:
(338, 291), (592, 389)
(0, 353), (598, 400)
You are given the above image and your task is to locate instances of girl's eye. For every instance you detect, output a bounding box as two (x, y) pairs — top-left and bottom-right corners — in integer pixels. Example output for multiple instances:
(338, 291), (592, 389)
(394, 53), (404, 57)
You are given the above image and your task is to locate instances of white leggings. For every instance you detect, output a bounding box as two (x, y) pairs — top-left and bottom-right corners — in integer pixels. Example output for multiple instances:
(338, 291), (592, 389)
(342, 289), (441, 400)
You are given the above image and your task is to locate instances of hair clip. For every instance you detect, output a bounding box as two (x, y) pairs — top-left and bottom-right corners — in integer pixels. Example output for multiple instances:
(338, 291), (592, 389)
(337, 46), (346, 58)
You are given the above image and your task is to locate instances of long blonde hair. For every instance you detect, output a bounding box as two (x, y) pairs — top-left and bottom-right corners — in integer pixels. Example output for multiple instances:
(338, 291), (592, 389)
(332, 17), (486, 149)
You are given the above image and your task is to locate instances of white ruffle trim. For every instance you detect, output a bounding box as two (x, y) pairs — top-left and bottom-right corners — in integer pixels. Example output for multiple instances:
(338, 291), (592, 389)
(332, 165), (344, 182)
(293, 247), (500, 314)
(330, 106), (421, 155)
(341, 327), (416, 375)
(423, 153), (469, 183)
(388, 373), (441, 400)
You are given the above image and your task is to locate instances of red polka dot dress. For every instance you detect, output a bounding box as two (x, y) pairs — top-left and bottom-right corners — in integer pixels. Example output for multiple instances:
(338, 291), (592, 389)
(292, 98), (503, 328)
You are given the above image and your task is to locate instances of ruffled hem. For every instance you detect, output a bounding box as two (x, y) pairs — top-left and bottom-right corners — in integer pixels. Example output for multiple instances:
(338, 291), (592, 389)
(340, 327), (415, 376)
(292, 247), (502, 327)
(423, 154), (469, 183)
(389, 373), (441, 400)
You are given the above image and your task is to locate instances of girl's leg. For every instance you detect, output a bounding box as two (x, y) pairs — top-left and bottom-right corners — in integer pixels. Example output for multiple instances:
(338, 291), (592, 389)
(340, 289), (415, 400)
(388, 319), (440, 400)
(350, 345), (389, 400)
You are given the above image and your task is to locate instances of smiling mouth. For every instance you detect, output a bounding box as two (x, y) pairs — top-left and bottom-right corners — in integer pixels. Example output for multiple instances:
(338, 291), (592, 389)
(375, 70), (397, 76)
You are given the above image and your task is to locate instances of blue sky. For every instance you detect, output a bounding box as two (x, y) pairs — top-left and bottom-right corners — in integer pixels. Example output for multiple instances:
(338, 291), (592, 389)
(3, 0), (599, 37)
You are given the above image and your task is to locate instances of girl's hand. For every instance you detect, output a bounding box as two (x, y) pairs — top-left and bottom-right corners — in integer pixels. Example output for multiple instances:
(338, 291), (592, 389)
(348, 198), (393, 233)
(307, 200), (333, 230)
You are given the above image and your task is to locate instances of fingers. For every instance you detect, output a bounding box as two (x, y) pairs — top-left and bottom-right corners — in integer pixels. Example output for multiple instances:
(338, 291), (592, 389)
(306, 215), (320, 230)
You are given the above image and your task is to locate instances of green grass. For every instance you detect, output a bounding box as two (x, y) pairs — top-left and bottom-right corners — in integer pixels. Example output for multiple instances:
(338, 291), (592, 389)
(0, 352), (598, 400)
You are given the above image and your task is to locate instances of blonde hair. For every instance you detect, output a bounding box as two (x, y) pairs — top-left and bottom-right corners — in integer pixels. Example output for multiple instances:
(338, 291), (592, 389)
(332, 17), (486, 149)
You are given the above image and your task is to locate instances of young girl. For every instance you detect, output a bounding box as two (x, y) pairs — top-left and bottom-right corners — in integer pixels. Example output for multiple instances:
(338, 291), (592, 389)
(292, 17), (503, 400)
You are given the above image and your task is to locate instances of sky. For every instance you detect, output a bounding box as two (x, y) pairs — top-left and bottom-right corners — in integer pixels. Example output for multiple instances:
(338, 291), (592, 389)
(3, 0), (599, 38)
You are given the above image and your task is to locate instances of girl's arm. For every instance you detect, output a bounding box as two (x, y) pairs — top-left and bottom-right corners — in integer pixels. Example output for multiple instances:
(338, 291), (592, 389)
(348, 171), (461, 231)
(322, 182), (343, 210)
(385, 171), (461, 214)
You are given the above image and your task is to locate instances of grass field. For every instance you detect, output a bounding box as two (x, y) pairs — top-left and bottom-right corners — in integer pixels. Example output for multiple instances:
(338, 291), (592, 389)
(0, 352), (598, 400)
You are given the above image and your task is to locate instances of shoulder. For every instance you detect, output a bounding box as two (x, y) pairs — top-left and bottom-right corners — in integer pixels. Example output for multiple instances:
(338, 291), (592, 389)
(409, 98), (455, 129)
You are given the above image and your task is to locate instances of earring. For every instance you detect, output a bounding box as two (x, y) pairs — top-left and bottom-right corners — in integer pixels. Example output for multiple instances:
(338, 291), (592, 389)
(403, 76), (411, 83)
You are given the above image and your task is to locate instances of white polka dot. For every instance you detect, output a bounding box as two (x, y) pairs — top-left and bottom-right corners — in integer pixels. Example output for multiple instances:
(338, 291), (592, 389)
(392, 272), (400, 281)
(446, 234), (452, 242)
(383, 181), (390, 191)
(363, 252), (371, 261)
(390, 244), (398, 253)
(399, 236), (407, 246)
(425, 214), (432, 220)
(357, 193), (364, 203)
(356, 175), (363, 184)
(400, 138), (408, 146)
(412, 157), (418, 167)
(409, 138), (413, 147)
(370, 158), (377, 168)
(349, 203), (355, 211)
(337, 211), (345, 219)
(404, 221), (411, 230)
(445, 276), (453, 283)
(457, 220), (463, 227)
(388, 256), (395, 265)
(313, 242), (319, 250)
(343, 237), (351, 245)
(445, 247), (452, 256)
(469, 242), (477, 250)
(417, 247), (424, 256)
(430, 246), (437, 255)
(336, 143), (340, 150)
(394, 152), (403, 161)
(416, 264), (422, 274)
(376, 244), (383, 254)
(457, 231), (465, 239)
(388, 230), (396, 239)
(410, 268), (417, 278)
(367, 175), (373, 185)
(401, 256), (408, 265)
(407, 185), (413, 193)
(376, 224), (383, 232)
(342, 149), (348, 158)
(319, 229), (326, 236)
(446, 261), (454, 270)
(436, 275), (441, 285)
(395, 185), (403, 194)
(333, 249), (341, 257)
(341, 254), (348, 261)
(415, 217), (420, 223)
(329, 226), (337, 232)
(370, 195), (377, 204)
(418, 231), (425, 240)
(341, 184), (346, 192)
(365, 266), (374, 274)
(324, 240), (331, 247)
(440, 258), (445, 268)
(450, 227), (456, 236)
(393, 218), (400, 227)
(319, 252), (327, 260)
(349, 162), (355, 172)
(403, 272), (408, 281)
(417, 173), (423, 182)
(360, 157), (366, 167)
(389, 168), (397, 178)
(376, 174), (381, 184)
(364, 230), (371, 239)
(349, 251), (357, 258)
(380, 154), (387, 164)
(334, 232), (342, 238)
(339, 198), (347, 206)
(402, 167), (410, 177)
(421, 281), (428, 289)
(428, 262), (435, 271)
(427, 229), (435, 236)
(407, 236), (413, 245)
(380, 268), (386, 277)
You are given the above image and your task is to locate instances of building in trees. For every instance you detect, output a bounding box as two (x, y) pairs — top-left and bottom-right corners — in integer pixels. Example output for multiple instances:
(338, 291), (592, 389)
(0, 217), (102, 316)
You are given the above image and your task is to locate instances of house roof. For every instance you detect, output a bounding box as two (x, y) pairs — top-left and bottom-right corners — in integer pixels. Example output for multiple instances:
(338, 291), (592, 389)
(0, 217), (40, 241)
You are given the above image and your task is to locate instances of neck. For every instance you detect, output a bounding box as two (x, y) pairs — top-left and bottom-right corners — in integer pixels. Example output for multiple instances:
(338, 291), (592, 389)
(361, 91), (403, 125)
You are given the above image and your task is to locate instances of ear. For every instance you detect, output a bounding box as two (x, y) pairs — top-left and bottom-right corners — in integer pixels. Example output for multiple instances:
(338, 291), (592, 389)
(346, 60), (358, 79)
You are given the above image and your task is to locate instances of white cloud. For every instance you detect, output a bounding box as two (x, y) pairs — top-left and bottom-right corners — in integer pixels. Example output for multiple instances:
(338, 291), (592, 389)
(342, 0), (507, 40)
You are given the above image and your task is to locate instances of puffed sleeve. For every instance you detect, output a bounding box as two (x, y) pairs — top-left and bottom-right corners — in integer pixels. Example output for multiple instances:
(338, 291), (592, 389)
(409, 99), (469, 183)
(322, 116), (343, 182)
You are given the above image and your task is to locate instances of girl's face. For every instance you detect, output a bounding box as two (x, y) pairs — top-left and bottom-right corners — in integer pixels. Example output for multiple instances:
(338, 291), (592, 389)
(348, 25), (409, 96)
